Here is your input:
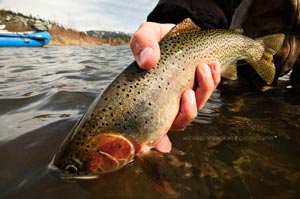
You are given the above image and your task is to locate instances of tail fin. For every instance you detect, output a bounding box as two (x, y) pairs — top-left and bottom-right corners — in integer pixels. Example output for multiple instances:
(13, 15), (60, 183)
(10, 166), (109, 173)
(248, 34), (285, 84)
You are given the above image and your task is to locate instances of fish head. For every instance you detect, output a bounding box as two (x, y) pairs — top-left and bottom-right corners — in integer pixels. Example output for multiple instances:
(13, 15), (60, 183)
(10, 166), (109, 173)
(49, 133), (136, 179)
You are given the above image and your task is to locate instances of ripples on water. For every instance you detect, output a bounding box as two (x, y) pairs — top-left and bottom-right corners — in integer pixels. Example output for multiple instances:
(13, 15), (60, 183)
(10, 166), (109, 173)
(0, 46), (299, 199)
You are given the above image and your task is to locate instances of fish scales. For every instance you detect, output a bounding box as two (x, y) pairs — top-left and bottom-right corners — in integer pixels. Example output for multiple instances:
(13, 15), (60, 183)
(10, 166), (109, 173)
(50, 18), (284, 178)
(78, 30), (262, 143)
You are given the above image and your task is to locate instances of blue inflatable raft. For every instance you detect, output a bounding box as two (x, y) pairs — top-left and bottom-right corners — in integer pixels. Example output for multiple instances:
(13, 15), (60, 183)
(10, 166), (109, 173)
(0, 31), (51, 47)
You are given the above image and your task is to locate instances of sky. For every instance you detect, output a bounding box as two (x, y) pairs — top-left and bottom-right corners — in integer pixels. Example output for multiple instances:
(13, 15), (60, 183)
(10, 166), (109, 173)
(0, 0), (159, 33)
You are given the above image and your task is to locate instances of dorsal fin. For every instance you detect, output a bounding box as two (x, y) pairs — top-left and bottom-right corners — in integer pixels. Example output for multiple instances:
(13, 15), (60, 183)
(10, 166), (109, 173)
(165, 18), (201, 39)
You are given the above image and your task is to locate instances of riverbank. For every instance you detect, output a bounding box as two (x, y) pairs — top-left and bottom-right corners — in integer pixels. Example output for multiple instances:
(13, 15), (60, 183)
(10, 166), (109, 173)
(0, 9), (131, 46)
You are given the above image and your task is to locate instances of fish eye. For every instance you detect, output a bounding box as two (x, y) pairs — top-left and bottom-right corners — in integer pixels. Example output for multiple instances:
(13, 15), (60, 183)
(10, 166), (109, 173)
(65, 164), (78, 174)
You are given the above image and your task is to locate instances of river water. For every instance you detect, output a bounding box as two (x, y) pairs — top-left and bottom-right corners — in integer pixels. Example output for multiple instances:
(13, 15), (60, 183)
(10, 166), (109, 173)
(0, 46), (299, 199)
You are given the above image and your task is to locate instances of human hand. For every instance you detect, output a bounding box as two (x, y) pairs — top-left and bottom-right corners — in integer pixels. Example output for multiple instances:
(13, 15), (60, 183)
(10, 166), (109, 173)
(130, 22), (220, 153)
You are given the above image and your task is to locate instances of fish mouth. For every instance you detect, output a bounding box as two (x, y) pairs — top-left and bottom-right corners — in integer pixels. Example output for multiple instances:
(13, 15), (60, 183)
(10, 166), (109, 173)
(48, 156), (99, 180)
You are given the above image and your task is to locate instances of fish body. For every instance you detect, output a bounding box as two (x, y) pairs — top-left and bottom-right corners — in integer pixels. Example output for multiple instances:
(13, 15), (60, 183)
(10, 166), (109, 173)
(49, 19), (284, 179)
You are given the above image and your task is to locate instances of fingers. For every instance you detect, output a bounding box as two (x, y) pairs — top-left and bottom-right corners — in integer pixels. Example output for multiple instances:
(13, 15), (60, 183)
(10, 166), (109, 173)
(155, 134), (172, 153)
(171, 90), (198, 130)
(171, 62), (220, 130)
(195, 62), (220, 110)
(130, 22), (175, 70)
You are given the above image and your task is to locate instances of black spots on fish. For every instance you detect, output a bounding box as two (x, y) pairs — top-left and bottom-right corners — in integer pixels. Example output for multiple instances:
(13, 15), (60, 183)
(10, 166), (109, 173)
(114, 122), (119, 126)
(102, 108), (106, 112)
(148, 102), (152, 107)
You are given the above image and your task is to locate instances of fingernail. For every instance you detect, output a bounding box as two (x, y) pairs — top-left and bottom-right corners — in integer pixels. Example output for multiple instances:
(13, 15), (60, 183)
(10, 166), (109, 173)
(201, 64), (211, 77)
(138, 47), (154, 66)
(212, 62), (220, 73)
(187, 90), (196, 105)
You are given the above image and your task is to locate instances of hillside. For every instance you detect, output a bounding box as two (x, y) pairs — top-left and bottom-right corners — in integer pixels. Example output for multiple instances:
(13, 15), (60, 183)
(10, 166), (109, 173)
(0, 9), (131, 46)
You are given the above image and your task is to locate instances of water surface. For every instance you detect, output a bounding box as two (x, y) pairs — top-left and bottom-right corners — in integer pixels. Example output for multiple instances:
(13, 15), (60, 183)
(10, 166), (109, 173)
(0, 46), (299, 199)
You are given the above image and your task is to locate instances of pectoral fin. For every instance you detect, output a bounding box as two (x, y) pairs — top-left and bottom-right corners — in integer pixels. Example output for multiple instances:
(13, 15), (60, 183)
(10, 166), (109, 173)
(137, 150), (180, 197)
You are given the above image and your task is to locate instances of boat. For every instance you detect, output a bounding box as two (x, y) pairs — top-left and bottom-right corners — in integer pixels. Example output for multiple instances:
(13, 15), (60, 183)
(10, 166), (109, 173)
(0, 30), (51, 47)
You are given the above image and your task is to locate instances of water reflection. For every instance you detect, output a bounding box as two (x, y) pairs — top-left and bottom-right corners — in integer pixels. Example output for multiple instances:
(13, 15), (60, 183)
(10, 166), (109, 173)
(0, 46), (299, 199)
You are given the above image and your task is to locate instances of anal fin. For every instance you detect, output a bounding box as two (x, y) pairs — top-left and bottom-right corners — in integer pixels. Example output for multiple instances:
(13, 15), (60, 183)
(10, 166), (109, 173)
(221, 63), (238, 80)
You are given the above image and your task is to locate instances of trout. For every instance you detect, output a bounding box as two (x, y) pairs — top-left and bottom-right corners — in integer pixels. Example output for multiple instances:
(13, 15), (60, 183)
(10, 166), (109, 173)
(49, 18), (284, 182)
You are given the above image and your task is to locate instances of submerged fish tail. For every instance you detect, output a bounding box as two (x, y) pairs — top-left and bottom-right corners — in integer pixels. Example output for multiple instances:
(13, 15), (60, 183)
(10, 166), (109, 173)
(247, 34), (285, 84)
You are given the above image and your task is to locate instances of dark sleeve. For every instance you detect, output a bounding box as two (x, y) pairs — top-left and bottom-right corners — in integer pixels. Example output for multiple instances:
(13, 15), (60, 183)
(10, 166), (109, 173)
(147, 0), (242, 29)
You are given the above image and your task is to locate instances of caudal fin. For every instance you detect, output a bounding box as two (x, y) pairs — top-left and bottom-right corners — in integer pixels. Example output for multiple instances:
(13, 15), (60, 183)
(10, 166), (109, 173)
(248, 34), (285, 84)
